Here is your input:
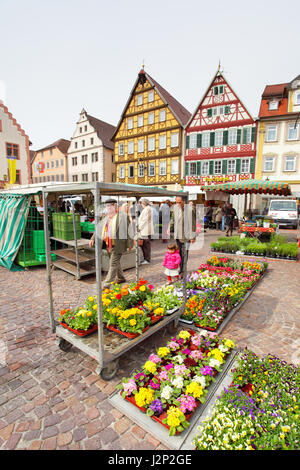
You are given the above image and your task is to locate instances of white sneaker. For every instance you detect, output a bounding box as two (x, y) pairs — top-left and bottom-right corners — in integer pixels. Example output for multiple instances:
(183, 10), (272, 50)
(140, 260), (150, 265)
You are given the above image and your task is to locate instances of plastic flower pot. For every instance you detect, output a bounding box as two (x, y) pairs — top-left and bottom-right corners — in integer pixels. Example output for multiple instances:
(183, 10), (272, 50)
(123, 393), (147, 413)
(60, 322), (98, 337)
(106, 324), (149, 339)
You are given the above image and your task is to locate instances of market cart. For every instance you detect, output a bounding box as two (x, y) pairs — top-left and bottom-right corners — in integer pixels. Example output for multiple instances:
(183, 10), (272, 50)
(42, 182), (189, 380)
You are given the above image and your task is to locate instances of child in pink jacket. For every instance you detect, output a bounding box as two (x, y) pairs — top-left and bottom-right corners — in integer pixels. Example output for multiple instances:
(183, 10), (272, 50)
(163, 243), (181, 284)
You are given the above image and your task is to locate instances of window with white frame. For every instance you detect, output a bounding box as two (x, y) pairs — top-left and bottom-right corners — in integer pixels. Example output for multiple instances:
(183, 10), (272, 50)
(189, 134), (197, 149)
(296, 92), (300, 104)
(138, 138), (144, 153)
(148, 162), (155, 176)
(264, 156), (275, 172)
(284, 155), (296, 171)
(128, 165), (134, 178)
(266, 125), (277, 142)
(159, 109), (166, 122)
(241, 158), (250, 173)
(148, 112), (155, 125)
(287, 123), (299, 141)
(127, 118), (133, 130)
(228, 128), (237, 145)
(171, 159), (179, 174)
(119, 142), (125, 155)
(202, 161), (209, 175)
(159, 160), (167, 175)
(227, 159), (236, 174)
(148, 136), (155, 152)
(214, 161), (222, 174)
(137, 94), (143, 106)
(269, 100), (279, 110)
(215, 131), (223, 146)
(119, 166), (125, 179)
(189, 162), (197, 176)
(128, 141), (134, 154)
(148, 91), (154, 102)
(243, 127), (252, 144)
(171, 132), (179, 148)
(202, 133), (210, 148)
(159, 134), (166, 149)
(137, 115), (144, 127)
(138, 163), (145, 177)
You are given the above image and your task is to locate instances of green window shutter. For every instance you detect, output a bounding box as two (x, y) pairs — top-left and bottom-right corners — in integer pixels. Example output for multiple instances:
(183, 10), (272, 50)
(251, 126), (256, 143)
(242, 128), (247, 144)
(236, 159), (241, 174)
(214, 87), (218, 95)
(210, 132), (215, 147)
(207, 108), (212, 117)
(250, 157), (255, 173)
(185, 162), (189, 176)
(197, 134), (202, 148)
(237, 129), (242, 144)
(186, 135), (190, 150)
(219, 86), (224, 93)
(209, 160), (214, 175)
(223, 130), (228, 145)
(197, 161), (201, 175)
(225, 105), (230, 114)
(222, 159), (227, 174)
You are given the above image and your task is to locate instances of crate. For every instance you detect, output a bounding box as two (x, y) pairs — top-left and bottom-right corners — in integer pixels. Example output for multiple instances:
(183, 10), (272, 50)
(33, 230), (45, 254)
(53, 227), (81, 241)
(36, 253), (57, 262)
(81, 221), (95, 232)
(52, 212), (80, 231)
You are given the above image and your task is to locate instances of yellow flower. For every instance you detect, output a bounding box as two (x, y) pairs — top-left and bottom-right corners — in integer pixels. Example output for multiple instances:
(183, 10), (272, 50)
(157, 347), (170, 358)
(92, 304), (97, 311)
(135, 387), (154, 407)
(186, 382), (203, 399)
(86, 311), (92, 317)
(178, 330), (191, 340)
(139, 285), (146, 292)
(143, 361), (157, 374)
(129, 319), (137, 326)
(88, 296), (94, 302)
(166, 406), (184, 428)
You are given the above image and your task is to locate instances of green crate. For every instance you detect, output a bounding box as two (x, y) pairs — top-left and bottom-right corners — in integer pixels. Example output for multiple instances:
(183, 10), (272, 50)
(33, 230), (45, 254)
(86, 222), (95, 232)
(52, 212), (80, 231)
(53, 227), (81, 241)
(36, 253), (56, 262)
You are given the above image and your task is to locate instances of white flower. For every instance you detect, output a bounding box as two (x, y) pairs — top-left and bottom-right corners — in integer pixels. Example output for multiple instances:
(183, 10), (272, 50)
(161, 385), (173, 400)
(209, 358), (221, 368)
(172, 376), (184, 389)
(193, 375), (206, 388)
(172, 354), (184, 364)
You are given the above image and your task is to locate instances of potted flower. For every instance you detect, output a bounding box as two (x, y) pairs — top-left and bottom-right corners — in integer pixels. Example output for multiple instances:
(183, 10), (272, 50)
(58, 307), (98, 336)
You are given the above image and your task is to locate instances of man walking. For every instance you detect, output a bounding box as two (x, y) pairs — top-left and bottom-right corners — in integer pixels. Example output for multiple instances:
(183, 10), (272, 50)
(172, 195), (196, 277)
(89, 198), (133, 288)
(137, 198), (154, 265)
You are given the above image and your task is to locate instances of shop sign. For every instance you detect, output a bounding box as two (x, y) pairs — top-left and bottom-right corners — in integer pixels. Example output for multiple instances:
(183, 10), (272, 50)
(181, 173), (253, 186)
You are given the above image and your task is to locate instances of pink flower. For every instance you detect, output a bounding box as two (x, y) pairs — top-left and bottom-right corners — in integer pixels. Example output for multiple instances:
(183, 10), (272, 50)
(148, 284), (154, 290)
(123, 378), (137, 396)
(148, 354), (161, 364)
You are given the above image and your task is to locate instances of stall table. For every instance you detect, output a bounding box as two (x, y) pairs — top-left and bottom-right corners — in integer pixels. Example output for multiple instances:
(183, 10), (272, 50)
(238, 224), (276, 242)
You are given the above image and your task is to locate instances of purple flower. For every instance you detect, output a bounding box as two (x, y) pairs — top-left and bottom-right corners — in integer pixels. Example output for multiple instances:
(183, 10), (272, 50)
(200, 366), (214, 376)
(150, 399), (163, 415)
(149, 378), (161, 390)
(181, 348), (191, 355)
(165, 363), (174, 371)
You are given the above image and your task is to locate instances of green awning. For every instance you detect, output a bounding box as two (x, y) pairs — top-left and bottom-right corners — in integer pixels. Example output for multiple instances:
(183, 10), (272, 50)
(0, 194), (32, 270)
(200, 179), (292, 196)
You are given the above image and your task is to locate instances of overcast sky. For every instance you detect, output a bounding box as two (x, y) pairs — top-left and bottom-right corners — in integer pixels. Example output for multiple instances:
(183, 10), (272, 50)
(1, 0), (299, 150)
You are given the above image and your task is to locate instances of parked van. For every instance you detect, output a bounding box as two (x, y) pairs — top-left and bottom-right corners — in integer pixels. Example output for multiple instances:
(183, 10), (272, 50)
(268, 199), (298, 229)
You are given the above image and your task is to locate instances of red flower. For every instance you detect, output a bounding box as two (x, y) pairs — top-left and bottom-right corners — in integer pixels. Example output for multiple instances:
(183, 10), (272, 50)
(116, 294), (122, 300)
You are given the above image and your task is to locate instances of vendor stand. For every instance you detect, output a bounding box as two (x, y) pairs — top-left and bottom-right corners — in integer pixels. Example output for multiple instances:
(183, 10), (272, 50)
(238, 223), (276, 241)
(42, 182), (189, 380)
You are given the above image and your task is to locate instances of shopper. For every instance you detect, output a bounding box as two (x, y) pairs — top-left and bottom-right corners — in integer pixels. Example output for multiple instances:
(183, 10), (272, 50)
(215, 205), (222, 230)
(206, 205), (213, 228)
(221, 202), (228, 231)
(89, 198), (133, 287)
(163, 243), (181, 284)
(137, 198), (154, 265)
(225, 204), (237, 237)
(160, 200), (171, 243)
(172, 195), (196, 277)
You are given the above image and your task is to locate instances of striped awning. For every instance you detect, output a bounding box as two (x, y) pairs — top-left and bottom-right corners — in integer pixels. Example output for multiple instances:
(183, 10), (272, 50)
(200, 179), (292, 196)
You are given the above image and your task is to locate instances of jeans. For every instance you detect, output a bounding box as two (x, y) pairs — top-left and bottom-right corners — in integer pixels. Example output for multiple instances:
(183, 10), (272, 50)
(221, 216), (226, 231)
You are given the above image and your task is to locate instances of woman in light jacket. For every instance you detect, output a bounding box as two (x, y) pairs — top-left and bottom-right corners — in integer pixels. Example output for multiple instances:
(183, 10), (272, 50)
(137, 198), (154, 265)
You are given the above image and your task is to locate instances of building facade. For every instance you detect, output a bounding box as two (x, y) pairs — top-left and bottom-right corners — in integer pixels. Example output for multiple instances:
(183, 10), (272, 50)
(112, 69), (191, 189)
(67, 109), (116, 183)
(255, 75), (300, 210)
(31, 138), (70, 183)
(183, 70), (256, 212)
(0, 100), (31, 187)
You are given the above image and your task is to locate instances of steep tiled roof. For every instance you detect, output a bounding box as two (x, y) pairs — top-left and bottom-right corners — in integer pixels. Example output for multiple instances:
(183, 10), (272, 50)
(261, 83), (288, 98)
(86, 115), (116, 150)
(36, 138), (71, 155)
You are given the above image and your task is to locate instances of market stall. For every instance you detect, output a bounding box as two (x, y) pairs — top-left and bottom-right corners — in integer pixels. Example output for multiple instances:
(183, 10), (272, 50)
(42, 182), (190, 380)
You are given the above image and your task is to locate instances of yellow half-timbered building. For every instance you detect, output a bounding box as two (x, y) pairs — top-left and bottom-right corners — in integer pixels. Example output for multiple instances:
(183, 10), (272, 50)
(112, 69), (191, 189)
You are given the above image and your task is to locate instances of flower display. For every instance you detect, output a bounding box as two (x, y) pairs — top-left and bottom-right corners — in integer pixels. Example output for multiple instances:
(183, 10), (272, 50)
(117, 329), (236, 436)
(193, 349), (299, 450)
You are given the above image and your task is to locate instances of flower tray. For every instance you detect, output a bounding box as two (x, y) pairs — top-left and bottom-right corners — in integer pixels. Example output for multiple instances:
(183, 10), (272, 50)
(123, 392), (147, 413)
(151, 403), (198, 434)
(60, 322), (98, 337)
(180, 317), (194, 325)
(150, 315), (163, 324)
(193, 324), (217, 331)
(106, 324), (149, 339)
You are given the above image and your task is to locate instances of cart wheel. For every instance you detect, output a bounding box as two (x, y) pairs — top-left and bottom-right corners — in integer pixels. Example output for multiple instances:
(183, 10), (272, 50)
(58, 338), (72, 352)
(100, 360), (119, 381)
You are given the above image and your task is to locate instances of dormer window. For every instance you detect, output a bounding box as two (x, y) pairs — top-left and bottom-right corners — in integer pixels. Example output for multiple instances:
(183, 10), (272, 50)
(269, 100), (278, 110)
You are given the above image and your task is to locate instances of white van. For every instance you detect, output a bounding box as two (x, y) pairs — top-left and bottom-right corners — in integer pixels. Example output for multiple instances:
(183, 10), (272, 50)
(268, 199), (298, 229)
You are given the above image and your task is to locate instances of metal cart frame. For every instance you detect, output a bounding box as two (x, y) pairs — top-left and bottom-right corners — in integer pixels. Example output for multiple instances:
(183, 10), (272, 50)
(42, 182), (189, 380)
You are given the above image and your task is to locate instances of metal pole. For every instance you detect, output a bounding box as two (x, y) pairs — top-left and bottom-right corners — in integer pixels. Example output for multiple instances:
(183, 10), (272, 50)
(93, 182), (104, 373)
(135, 196), (139, 283)
(71, 201), (80, 280)
(42, 190), (56, 333)
(182, 194), (188, 307)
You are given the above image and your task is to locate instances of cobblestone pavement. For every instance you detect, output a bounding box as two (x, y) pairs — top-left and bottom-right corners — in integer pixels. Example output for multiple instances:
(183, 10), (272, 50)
(0, 229), (299, 450)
